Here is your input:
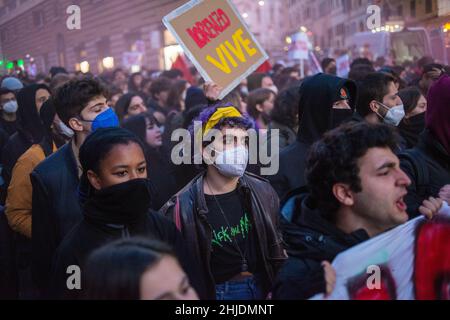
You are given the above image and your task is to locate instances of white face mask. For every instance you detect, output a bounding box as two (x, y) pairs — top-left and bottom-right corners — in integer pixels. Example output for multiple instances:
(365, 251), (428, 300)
(3, 100), (18, 113)
(267, 85), (278, 95)
(212, 146), (249, 178)
(377, 102), (405, 127)
(55, 120), (74, 138)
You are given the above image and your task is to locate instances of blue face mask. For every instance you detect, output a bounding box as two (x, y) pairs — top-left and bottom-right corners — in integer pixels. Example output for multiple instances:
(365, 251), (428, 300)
(81, 107), (120, 132)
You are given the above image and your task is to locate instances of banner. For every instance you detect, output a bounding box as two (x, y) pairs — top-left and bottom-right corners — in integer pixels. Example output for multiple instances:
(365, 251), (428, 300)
(163, 0), (268, 100)
(336, 54), (350, 78)
(311, 202), (450, 300)
(287, 32), (310, 61)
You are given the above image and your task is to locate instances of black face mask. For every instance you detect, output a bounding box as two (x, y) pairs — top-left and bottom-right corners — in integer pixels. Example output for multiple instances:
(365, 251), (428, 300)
(330, 109), (354, 129)
(398, 112), (426, 147)
(83, 178), (152, 226)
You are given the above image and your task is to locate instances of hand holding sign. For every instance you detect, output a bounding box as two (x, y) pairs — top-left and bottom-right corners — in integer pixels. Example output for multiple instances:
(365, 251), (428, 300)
(163, 0), (268, 100)
(203, 82), (223, 101)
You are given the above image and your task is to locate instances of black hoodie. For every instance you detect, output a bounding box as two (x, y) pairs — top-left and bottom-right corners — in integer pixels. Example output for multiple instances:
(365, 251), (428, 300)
(268, 74), (357, 199)
(1, 84), (50, 203)
(272, 189), (369, 300)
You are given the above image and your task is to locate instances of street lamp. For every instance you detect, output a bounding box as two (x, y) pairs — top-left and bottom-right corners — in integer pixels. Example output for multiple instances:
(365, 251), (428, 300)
(102, 57), (114, 69)
(80, 61), (90, 73)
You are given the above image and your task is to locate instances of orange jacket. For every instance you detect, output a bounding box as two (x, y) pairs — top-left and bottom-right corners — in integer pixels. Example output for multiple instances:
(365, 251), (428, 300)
(5, 143), (57, 238)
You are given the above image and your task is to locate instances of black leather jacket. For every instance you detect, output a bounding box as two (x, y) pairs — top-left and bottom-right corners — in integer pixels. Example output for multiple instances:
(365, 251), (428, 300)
(160, 172), (286, 300)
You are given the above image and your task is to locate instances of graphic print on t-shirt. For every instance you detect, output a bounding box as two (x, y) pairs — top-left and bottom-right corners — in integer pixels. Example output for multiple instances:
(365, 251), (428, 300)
(212, 212), (252, 248)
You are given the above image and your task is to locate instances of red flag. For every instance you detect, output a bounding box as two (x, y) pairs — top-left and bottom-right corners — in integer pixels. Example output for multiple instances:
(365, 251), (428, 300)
(171, 54), (194, 84)
(256, 59), (272, 73)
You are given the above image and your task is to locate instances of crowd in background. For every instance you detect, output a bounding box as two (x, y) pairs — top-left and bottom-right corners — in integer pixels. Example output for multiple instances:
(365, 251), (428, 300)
(0, 53), (448, 300)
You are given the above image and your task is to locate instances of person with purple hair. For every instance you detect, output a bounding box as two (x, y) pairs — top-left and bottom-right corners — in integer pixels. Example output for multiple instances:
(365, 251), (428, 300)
(160, 103), (286, 300)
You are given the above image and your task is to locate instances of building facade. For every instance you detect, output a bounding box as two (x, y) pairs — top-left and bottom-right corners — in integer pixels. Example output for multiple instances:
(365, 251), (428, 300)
(283, 0), (449, 62)
(232, 0), (289, 62)
(0, 0), (187, 74)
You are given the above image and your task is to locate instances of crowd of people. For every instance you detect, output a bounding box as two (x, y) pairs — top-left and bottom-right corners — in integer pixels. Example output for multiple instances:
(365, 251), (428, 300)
(0, 54), (449, 300)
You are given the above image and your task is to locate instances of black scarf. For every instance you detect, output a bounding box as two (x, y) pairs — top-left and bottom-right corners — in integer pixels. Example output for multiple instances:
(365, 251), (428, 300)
(398, 113), (426, 149)
(83, 178), (152, 228)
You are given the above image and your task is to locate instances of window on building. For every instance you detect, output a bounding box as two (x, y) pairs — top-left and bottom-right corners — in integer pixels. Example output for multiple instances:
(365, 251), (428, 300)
(53, 0), (60, 18)
(57, 33), (66, 67)
(410, 0), (416, 17)
(342, 0), (352, 13)
(6, 0), (17, 11)
(75, 43), (87, 62)
(397, 5), (403, 16)
(33, 10), (45, 27)
(336, 23), (345, 36)
(425, 0), (432, 14)
(1, 29), (8, 43)
(97, 36), (111, 58)
(125, 30), (142, 52)
(305, 7), (311, 19)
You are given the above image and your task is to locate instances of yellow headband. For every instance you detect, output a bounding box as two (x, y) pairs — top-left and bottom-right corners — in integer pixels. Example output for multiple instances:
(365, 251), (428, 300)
(203, 107), (242, 137)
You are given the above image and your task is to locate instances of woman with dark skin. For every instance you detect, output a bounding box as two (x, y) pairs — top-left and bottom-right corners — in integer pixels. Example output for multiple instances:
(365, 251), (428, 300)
(50, 127), (198, 299)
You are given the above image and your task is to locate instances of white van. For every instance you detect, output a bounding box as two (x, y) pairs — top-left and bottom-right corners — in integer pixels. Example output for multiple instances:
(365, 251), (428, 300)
(348, 27), (447, 65)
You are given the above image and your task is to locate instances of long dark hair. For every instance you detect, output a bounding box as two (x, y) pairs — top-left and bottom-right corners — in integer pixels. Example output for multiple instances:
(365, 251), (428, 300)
(115, 92), (145, 123)
(270, 86), (300, 129)
(246, 88), (274, 120)
(122, 112), (160, 149)
(398, 86), (422, 117)
(166, 80), (188, 112)
(128, 72), (143, 93)
(83, 237), (175, 300)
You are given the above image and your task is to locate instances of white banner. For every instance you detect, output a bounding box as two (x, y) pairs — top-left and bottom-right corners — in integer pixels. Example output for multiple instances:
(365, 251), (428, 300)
(311, 202), (450, 300)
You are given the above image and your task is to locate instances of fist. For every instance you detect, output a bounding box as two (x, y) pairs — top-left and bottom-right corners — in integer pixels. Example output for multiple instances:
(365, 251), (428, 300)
(419, 196), (443, 219)
(203, 82), (223, 101)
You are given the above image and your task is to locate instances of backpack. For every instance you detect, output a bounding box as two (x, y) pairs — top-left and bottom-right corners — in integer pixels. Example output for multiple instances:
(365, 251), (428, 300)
(398, 149), (430, 198)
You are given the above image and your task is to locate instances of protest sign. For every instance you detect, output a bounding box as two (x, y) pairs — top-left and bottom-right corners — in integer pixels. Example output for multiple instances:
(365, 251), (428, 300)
(163, 0), (268, 99)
